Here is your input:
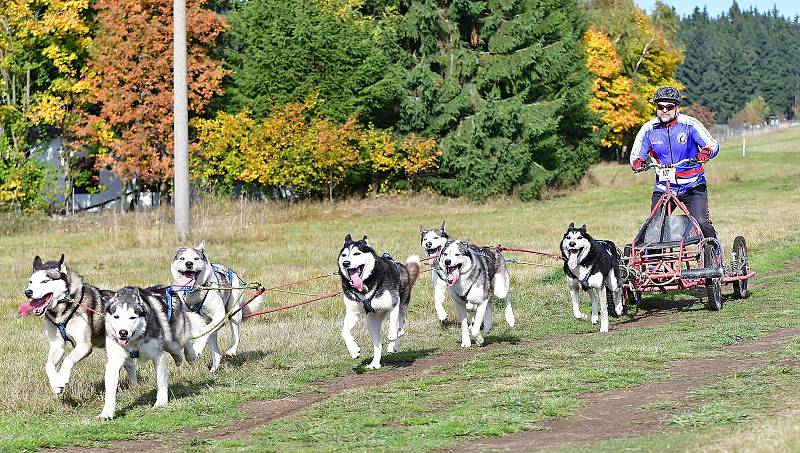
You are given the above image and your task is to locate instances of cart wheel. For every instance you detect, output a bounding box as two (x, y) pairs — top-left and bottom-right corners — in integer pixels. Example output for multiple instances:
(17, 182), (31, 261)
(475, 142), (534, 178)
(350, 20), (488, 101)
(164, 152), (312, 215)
(607, 289), (622, 317)
(703, 242), (723, 311)
(732, 236), (749, 299)
(624, 287), (641, 306)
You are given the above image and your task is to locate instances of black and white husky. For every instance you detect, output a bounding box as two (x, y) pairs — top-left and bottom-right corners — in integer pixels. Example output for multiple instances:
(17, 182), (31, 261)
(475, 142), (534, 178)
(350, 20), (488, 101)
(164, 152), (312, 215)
(419, 221), (451, 323)
(437, 240), (516, 347)
(170, 241), (263, 372)
(338, 235), (420, 370)
(98, 286), (206, 420)
(560, 223), (623, 333)
(22, 255), (136, 395)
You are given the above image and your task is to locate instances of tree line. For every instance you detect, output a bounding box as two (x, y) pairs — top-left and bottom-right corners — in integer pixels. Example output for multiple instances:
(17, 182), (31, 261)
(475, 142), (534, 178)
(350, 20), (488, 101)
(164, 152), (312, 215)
(1, 0), (789, 212)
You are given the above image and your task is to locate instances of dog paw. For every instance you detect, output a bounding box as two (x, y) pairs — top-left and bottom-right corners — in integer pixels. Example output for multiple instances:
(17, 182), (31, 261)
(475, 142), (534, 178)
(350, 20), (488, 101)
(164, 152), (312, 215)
(349, 350), (361, 359)
(473, 335), (485, 346)
(366, 362), (382, 370)
(224, 348), (238, 357)
(51, 384), (65, 395)
(591, 317), (599, 325)
(97, 411), (114, 421)
(153, 400), (168, 409)
(209, 364), (220, 373)
(460, 341), (471, 348)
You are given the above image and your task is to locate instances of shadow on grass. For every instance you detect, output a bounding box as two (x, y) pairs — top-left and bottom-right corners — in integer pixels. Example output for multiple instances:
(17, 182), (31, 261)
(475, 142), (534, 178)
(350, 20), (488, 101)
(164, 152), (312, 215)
(224, 349), (270, 368)
(621, 294), (706, 325)
(114, 379), (216, 418)
(352, 348), (437, 374)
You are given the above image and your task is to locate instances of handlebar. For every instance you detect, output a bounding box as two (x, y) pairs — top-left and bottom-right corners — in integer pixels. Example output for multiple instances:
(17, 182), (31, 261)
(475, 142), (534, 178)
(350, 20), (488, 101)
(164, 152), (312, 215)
(644, 157), (698, 171)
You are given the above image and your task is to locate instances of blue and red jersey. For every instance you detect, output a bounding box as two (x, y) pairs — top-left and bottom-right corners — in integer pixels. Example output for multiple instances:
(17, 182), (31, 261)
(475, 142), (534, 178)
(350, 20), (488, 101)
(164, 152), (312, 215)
(629, 114), (719, 194)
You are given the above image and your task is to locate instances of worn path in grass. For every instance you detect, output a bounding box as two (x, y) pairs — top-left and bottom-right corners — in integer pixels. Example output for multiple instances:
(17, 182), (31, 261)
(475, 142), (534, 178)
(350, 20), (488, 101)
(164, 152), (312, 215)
(454, 328), (800, 452)
(57, 301), (795, 453)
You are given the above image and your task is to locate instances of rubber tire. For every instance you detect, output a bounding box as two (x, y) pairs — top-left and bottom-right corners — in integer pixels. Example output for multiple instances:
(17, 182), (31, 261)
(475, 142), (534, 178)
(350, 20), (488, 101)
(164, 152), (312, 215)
(607, 289), (622, 317)
(706, 277), (723, 311)
(703, 242), (723, 310)
(732, 236), (749, 299)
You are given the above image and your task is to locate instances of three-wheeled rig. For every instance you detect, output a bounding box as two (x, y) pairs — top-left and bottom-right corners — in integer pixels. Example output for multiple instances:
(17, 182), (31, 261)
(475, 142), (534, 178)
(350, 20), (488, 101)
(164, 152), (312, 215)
(618, 158), (755, 311)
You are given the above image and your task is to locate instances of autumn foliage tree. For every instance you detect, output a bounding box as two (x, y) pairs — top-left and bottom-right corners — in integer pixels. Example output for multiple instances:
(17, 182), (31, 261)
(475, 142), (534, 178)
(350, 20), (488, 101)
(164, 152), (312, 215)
(191, 97), (441, 199)
(582, 27), (640, 150)
(75, 0), (226, 193)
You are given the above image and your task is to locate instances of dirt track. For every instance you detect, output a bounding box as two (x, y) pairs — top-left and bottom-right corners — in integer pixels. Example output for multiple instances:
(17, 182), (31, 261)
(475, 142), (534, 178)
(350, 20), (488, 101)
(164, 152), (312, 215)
(55, 301), (800, 453)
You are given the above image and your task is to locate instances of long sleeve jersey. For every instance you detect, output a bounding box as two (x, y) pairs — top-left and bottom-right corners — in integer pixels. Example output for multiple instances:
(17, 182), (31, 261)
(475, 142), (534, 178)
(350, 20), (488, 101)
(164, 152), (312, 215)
(630, 113), (720, 194)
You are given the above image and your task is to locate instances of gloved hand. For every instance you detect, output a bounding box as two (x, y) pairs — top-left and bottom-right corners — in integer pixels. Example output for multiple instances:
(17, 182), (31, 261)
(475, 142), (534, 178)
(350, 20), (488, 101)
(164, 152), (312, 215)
(697, 146), (713, 163)
(632, 158), (646, 172)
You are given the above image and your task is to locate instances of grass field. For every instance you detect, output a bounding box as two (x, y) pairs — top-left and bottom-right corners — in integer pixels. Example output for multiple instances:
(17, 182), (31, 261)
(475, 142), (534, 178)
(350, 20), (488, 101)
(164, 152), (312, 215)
(1, 127), (799, 451)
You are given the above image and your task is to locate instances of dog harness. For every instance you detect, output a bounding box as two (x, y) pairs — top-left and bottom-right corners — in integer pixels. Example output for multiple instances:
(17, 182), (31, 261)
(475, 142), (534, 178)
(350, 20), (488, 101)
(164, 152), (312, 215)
(44, 284), (86, 347)
(565, 242), (616, 291)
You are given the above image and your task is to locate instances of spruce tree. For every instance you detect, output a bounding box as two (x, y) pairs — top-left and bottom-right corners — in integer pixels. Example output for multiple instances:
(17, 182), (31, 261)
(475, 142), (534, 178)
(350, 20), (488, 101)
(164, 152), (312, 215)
(375, 0), (597, 199)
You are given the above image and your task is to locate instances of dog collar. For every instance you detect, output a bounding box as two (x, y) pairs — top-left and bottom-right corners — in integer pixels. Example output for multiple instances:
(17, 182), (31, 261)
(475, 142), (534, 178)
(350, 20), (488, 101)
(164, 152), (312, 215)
(129, 350), (139, 359)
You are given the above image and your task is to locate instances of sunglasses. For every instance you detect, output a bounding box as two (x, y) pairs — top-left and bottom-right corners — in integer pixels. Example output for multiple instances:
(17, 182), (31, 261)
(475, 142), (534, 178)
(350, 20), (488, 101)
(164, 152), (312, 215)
(657, 103), (677, 112)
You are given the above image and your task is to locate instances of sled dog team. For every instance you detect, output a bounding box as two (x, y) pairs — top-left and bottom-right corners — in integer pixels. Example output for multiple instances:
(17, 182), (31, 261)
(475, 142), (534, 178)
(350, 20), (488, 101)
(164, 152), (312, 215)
(21, 222), (621, 419)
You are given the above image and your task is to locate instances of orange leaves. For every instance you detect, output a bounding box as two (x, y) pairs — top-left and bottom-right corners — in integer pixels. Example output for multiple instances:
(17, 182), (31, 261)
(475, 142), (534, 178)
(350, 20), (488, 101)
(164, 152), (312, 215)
(582, 27), (641, 149)
(75, 0), (227, 185)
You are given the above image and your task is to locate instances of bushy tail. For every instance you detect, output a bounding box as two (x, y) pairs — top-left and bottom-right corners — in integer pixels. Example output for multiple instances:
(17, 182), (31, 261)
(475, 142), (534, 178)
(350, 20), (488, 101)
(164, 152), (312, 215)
(187, 312), (209, 339)
(405, 255), (421, 287)
(240, 292), (264, 319)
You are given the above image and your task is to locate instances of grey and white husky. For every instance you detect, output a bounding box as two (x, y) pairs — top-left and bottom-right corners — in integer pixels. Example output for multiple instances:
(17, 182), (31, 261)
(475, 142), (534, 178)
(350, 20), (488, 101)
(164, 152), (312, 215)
(338, 234), (420, 370)
(170, 241), (263, 372)
(419, 221), (451, 323)
(98, 286), (206, 420)
(560, 223), (623, 333)
(437, 240), (516, 347)
(22, 255), (137, 395)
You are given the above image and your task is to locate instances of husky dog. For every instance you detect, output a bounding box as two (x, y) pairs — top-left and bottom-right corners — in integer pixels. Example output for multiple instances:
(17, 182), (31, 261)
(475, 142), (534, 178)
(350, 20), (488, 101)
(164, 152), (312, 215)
(338, 234), (420, 370)
(419, 221), (451, 323)
(560, 223), (623, 333)
(170, 241), (263, 372)
(21, 255), (137, 395)
(437, 240), (516, 347)
(98, 286), (206, 420)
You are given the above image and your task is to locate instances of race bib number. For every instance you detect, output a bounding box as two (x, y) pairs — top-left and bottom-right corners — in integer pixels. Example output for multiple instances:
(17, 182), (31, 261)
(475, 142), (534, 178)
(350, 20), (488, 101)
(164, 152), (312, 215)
(655, 167), (676, 184)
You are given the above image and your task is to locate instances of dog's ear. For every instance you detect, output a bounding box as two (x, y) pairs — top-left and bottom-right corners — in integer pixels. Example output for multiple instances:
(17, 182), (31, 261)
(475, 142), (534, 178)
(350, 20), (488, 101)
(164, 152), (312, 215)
(419, 225), (425, 234)
(568, 222), (575, 230)
(196, 240), (206, 252)
(58, 254), (66, 272)
(344, 234), (352, 244)
(362, 235), (370, 247)
(439, 220), (446, 232)
(33, 256), (43, 270)
(580, 224), (587, 231)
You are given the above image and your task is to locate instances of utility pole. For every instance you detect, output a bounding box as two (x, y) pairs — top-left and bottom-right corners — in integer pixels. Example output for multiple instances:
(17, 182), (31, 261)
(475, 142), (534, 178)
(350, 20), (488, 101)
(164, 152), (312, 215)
(173, 0), (190, 240)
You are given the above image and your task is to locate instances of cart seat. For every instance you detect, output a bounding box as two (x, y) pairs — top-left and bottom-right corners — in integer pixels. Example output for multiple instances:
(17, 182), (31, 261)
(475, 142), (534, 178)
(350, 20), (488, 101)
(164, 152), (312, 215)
(635, 213), (701, 249)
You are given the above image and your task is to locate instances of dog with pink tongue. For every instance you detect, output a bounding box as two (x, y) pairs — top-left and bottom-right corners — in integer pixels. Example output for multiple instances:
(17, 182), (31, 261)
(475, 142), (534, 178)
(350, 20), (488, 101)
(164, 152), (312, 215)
(338, 234), (420, 370)
(21, 255), (131, 395)
(560, 223), (623, 333)
(436, 239), (515, 348)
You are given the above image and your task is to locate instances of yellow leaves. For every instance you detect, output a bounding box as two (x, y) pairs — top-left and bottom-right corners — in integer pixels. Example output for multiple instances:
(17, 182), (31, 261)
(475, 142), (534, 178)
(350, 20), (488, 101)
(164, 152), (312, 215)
(582, 27), (641, 148)
(192, 100), (442, 197)
(27, 94), (67, 124)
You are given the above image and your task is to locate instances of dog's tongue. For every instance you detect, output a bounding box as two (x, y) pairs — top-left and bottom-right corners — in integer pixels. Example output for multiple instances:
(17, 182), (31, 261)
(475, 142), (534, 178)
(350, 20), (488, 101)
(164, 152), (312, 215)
(117, 338), (128, 346)
(175, 274), (194, 288)
(348, 269), (364, 291)
(18, 302), (33, 316)
(568, 252), (578, 269)
(447, 267), (460, 287)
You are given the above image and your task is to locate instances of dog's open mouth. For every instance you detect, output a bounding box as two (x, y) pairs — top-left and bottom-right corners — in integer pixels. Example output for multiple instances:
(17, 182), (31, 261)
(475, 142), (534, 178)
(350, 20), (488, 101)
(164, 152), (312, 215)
(19, 293), (53, 317)
(347, 266), (365, 291)
(426, 246), (442, 258)
(175, 270), (200, 288)
(445, 264), (462, 287)
(116, 332), (130, 346)
(567, 249), (580, 268)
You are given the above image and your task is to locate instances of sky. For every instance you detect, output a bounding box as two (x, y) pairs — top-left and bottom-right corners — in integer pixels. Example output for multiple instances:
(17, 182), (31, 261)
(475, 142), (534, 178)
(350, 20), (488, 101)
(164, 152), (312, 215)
(635, 0), (800, 18)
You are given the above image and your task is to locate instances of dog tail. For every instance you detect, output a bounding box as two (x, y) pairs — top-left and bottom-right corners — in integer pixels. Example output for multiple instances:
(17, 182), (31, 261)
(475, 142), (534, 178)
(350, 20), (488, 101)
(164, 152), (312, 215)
(240, 292), (264, 319)
(404, 255), (421, 286)
(187, 312), (209, 338)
